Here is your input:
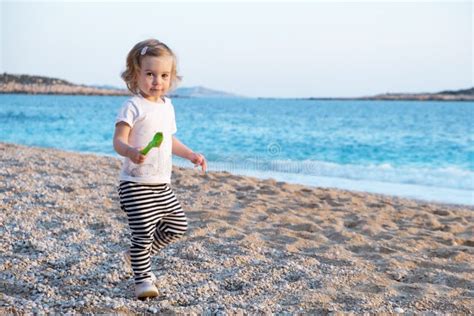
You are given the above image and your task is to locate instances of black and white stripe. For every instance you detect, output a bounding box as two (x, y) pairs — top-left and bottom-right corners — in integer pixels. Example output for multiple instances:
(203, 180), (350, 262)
(119, 181), (188, 284)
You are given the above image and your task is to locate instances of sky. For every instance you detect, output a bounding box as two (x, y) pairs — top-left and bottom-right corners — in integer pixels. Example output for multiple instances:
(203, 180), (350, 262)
(1, 0), (472, 98)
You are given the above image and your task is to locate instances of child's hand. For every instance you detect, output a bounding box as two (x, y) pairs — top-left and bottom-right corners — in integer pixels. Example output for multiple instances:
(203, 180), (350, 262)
(128, 147), (146, 164)
(189, 152), (207, 173)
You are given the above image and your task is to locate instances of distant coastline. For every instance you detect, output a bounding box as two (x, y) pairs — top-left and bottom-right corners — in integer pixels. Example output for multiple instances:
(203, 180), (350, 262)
(335, 87), (474, 102)
(264, 87), (474, 102)
(0, 73), (130, 96)
(0, 73), (239, 98)
(1, 73), (473, 101)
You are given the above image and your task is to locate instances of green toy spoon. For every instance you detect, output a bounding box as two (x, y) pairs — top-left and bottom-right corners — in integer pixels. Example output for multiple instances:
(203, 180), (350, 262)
(140, 132), (164, 155)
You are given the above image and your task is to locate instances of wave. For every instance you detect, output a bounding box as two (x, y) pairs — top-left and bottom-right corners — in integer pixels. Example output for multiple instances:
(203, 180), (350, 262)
(174, 157), (474, 205)
(194, 159), (473, 191)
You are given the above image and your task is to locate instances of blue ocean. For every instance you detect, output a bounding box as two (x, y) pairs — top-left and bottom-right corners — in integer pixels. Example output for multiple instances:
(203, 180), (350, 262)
(1, 94), (473, 205)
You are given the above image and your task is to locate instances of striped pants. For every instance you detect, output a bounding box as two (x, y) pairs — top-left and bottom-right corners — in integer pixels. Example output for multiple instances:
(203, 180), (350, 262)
(118, 181), (188, 284)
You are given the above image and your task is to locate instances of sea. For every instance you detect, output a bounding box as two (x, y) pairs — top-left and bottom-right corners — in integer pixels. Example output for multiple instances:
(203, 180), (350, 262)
(1, 94), (473, 206)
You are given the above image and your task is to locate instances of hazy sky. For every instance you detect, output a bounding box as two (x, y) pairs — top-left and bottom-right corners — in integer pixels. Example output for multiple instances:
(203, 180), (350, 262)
(1, 0), (472, 98)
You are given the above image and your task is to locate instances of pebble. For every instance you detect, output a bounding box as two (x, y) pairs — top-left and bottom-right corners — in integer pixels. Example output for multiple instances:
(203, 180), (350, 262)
(394, 307), (405, 313)
(1, 142), (472, 315)
(148, 307), (159, 313)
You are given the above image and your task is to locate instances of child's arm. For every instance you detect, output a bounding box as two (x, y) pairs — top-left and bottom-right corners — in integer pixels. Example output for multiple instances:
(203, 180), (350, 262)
(172, 136), (207, 172)
(113, 122), (146, 164)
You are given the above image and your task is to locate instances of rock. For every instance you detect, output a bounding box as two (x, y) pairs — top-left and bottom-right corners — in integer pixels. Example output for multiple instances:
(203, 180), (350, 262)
(394, 307), (404, 313)
(148, 307), (159, 313)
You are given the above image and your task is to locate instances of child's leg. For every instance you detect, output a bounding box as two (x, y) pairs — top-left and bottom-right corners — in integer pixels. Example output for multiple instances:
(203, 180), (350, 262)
(129, 233), (154, 284)
(151, 210), (188, 253)
(151, 187), (188, 254)
(119, 182), (169, 284)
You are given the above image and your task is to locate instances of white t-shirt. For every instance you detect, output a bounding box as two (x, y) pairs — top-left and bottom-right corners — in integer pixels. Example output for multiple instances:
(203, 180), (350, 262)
(115, 95), (177, 184)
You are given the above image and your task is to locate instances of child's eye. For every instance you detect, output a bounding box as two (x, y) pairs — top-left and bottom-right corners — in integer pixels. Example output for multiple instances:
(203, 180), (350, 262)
(162, 74), (169, 79)
(146, 72), (153, 77)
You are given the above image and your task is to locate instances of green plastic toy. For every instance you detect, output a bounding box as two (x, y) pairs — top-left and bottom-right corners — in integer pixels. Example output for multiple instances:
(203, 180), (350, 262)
(140, 132), (163, 155)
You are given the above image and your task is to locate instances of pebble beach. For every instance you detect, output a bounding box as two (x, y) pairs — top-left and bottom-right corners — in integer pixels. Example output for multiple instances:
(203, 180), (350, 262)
(1, 142), (473, 314)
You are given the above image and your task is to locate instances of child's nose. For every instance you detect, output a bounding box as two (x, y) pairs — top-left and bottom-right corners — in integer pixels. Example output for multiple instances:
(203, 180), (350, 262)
(153, 76), (161, 86)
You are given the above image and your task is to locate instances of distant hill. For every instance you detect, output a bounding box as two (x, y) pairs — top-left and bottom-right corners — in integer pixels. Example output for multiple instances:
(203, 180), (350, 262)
(437, 87), (474, 96)
(0, 73), (129, 96)
(297, 87), (474, 101)
(170, 86), (242, 98)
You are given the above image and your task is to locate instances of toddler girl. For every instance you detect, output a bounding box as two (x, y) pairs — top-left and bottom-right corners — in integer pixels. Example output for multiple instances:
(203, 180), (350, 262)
(113, 38), (206, 299)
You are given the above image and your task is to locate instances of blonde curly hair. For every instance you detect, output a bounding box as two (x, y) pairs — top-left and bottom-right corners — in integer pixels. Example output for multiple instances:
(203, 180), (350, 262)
(121, 39), (182, 94)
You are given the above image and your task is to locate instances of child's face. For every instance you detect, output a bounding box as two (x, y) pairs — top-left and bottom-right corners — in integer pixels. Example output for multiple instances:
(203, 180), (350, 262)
(137, 55), (173, 102)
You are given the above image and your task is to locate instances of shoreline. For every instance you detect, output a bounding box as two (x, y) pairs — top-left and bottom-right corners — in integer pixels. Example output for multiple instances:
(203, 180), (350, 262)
(1, 142), (473, 314)
(174, 160), (473, 207)
(2, 140), (471, 207)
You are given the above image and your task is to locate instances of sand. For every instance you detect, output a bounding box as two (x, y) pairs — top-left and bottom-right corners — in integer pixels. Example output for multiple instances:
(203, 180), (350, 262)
(0, 142), (473, 314)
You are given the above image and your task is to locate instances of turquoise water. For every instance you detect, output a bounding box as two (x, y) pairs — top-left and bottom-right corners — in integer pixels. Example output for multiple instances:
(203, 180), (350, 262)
(1, 94), (473, 205)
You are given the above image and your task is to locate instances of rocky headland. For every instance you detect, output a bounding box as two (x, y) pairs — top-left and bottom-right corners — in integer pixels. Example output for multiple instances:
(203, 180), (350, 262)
(0, 73), (129, 96)
(359, 87), (474, 101)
